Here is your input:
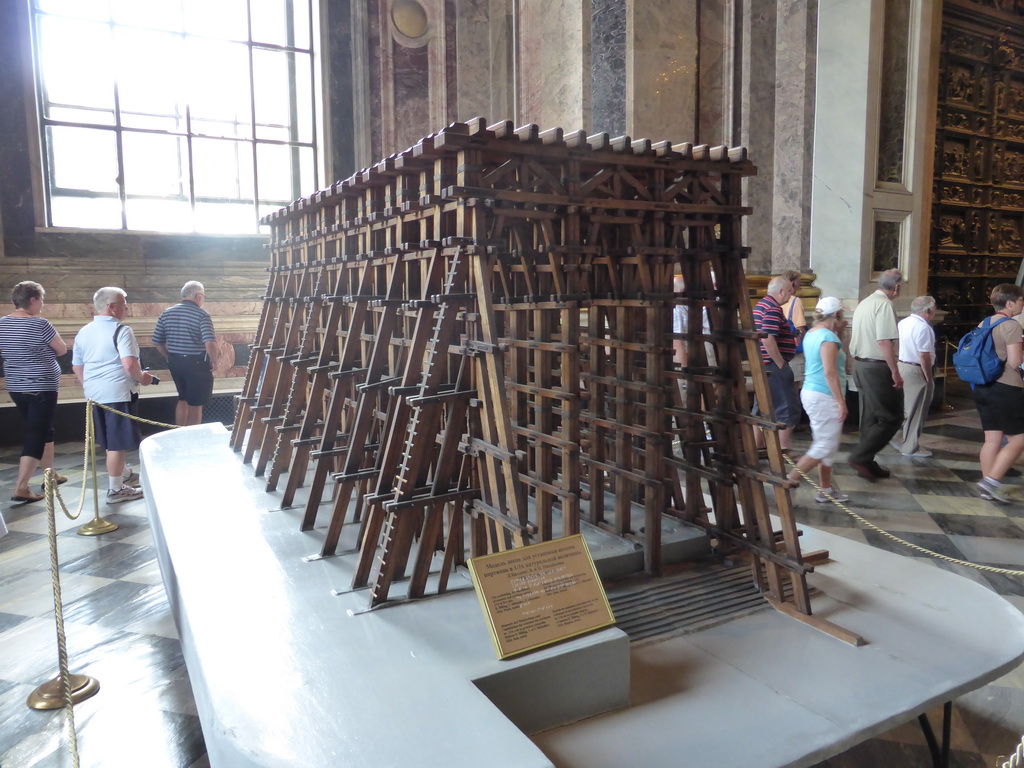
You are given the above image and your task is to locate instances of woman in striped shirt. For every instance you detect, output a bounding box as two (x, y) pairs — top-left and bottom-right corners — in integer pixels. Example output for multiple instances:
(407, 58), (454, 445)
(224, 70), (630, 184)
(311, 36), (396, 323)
(0, 281), (68, 502)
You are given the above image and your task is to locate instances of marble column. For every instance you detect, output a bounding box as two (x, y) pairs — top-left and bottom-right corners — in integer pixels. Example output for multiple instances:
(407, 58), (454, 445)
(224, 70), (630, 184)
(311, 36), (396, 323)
(697, 0), (733, 146)
(517, 0), (591, 131)
(626, 0), (698, 142)
(809, 0), (874, 301)
(739, 0), (778, 275)
(592, 0), (626, 136)
(454, 0), (514, 122)
(770, 0), (816, 274)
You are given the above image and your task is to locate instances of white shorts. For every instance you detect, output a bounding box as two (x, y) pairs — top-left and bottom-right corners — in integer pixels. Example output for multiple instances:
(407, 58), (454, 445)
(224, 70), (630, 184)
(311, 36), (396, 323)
(800, 389), (843, 466)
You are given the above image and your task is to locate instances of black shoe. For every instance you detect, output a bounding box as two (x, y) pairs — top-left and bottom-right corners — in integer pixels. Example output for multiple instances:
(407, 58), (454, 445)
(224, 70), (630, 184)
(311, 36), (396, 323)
(848, 459), (877, 481)
(1006, 467), (1022, 478)
(869, 461), (891, 479)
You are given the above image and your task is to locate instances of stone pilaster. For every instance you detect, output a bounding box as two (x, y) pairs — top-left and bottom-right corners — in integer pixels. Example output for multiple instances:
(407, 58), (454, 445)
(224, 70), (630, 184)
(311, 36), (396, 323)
(771, 0), (817, 274)
(517, 0), (591, 131)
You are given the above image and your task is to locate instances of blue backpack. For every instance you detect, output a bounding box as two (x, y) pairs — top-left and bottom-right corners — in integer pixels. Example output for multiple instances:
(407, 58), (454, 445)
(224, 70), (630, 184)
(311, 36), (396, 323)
(952, 316), (1011, 388)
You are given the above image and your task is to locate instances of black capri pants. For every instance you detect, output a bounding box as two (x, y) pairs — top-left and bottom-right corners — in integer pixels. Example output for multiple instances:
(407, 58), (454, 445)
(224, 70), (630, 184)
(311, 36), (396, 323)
(10, 390), (58, 459)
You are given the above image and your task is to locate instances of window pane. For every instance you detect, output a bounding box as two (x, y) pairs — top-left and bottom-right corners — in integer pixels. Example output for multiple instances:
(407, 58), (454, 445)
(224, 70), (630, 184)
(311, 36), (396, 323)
(125, 198), (193, 232)
(195, 201), (260, 233)
(183, 0), (248, 40)
(35, 0), (111, 22)
(111, 0), (183, 32)
(252, 0), (310, 49)
(50, 194), (122, 229)
(254, 48), (312, 142)
(48, 125), (119, 192)
(122, 132), (187, 197)
(256, 142), (302, 203)
(193, 137), (255, 200)
(115, 28), (186, 131)
(38, 16), (115, 124)
(187, 38), (253, 139)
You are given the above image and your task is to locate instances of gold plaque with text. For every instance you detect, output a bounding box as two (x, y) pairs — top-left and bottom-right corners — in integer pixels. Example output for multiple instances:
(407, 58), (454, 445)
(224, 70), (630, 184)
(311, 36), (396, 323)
(468, 534), (616, 659)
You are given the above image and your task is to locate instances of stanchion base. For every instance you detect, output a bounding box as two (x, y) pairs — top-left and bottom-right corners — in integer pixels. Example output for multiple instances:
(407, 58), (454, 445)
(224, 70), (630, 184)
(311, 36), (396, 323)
(78, 516), (118, 536)
(27, 673), (100, 710)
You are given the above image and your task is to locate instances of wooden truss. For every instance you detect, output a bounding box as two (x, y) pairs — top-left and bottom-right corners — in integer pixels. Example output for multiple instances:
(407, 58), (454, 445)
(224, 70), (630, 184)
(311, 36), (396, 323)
(231, 118), (813, 614)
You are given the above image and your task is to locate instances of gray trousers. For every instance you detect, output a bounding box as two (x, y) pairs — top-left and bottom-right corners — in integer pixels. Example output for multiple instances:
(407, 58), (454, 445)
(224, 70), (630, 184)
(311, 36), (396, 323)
(896, 362), (933, 454)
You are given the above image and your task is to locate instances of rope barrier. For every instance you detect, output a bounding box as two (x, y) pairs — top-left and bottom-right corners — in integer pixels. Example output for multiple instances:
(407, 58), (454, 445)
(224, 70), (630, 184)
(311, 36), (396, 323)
(1004, 735), (1024, 768)
(89, 400), (178, 431)
(784, 454), (1024, 577)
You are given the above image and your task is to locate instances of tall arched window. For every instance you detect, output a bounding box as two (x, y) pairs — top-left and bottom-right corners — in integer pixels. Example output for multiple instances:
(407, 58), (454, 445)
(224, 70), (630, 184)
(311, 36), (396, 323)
(30, 0), (318, 234)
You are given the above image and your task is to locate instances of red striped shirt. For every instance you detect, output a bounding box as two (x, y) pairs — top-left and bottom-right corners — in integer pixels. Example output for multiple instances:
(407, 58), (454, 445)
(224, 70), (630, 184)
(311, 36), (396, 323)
(753, 294), (797, 364)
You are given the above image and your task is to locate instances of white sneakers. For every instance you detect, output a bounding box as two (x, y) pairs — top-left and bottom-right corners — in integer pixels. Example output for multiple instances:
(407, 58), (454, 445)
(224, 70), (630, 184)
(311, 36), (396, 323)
(106, 485), (144, 504)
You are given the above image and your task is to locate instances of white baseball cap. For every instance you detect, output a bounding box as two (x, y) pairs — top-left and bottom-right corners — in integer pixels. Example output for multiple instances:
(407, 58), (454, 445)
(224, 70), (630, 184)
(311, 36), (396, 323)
(815, 296), (844, 316)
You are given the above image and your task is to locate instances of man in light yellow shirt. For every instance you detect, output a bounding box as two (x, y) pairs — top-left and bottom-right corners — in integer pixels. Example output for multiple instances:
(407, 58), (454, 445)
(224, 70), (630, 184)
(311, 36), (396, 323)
(848, 269), (904, 480)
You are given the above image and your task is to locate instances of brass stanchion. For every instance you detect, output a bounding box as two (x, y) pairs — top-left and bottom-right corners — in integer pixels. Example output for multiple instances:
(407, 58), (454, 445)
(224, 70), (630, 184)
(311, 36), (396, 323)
(77, 401), (118, 537)
(27, 673), (100, 711)
(940, 340), (956, 412)
(27, 470), (95, 768)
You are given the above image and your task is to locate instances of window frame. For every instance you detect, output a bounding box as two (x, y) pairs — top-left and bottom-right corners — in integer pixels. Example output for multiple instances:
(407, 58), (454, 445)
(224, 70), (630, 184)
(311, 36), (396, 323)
(26, 0), (321, 236)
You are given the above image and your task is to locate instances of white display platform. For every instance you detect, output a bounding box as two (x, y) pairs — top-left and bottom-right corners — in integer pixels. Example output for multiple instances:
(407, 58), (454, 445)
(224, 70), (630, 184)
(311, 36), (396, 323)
(142, 424), (1024, 768)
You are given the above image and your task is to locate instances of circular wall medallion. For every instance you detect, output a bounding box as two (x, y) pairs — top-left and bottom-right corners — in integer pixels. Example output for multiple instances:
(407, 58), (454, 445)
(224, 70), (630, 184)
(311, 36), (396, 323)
(391, 0), (428, 39)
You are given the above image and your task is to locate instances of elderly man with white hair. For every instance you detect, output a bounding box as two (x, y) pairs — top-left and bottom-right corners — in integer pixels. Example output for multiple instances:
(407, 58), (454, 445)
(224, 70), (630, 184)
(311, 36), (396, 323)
(752, 275), (800, 451)
(848, 268), (904, 479)
(892, 295), (938, 458)
(72, 287), (156, 504)
(152, 280), (220, 426)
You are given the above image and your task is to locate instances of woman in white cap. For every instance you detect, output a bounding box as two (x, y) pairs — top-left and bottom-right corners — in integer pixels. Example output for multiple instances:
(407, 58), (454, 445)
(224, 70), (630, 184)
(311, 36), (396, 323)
(786, 296), (850, 503)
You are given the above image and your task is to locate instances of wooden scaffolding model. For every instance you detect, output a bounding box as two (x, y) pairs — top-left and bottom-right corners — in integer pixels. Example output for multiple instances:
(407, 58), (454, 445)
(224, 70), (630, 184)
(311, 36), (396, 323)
(231, 118), (813, 615)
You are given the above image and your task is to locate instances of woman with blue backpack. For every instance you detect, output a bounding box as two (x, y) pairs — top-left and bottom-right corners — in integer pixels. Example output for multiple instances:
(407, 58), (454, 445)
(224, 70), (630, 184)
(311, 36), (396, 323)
(968, 283), (1024, 503)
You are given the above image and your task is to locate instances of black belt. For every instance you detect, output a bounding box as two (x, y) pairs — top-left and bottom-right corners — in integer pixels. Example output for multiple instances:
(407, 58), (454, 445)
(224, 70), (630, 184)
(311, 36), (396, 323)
(899, 360), (921, 367)
(169, 352), (205, 358)
(854, 357), (885, 363)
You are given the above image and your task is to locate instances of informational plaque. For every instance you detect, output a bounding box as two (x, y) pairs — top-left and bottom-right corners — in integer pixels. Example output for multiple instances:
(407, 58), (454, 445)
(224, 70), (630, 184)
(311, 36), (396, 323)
(468, 534), (616, 659)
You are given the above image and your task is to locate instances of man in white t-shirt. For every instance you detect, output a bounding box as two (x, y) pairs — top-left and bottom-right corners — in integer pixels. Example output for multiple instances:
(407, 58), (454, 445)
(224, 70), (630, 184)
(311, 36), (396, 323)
(72, 287), (157, 504)
(893, 296), (938, 458)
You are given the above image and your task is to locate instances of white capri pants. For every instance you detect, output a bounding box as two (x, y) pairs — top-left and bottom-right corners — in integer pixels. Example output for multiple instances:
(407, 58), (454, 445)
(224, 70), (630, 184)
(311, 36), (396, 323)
(800, 389), (843, 466)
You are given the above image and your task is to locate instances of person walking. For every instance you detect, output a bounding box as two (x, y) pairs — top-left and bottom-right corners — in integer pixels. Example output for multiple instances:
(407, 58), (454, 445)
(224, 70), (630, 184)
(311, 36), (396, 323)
(149, 280), (216, 428)
(752, 275), (800, 452)
(72, 287), (156, 504)
(972, 284), (1024, 503)
(779, 269), (807, 383)
(892, 296), (938, 458)
(848, 268), (904, 480)
(152, 281), (220, 426)
(0, 281), (69, 502)
(787, 297), (850, 503)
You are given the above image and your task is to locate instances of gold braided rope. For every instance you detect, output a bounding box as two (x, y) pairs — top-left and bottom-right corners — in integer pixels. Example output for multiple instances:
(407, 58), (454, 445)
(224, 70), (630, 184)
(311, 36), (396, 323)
(43, 468), (80, 767)
(784, 455), (1024, 577)
(89, 399), (178, 430)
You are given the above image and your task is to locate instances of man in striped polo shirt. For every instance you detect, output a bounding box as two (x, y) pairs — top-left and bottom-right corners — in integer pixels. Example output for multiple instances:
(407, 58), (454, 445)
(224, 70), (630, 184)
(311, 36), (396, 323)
(152, 281), (220, 426)
(752, 275), (800, 452)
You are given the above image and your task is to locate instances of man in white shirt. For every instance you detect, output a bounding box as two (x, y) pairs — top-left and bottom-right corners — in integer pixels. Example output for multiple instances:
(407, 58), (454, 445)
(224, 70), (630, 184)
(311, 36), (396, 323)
(893, 296), (938, 458)
(72, 287), (157, 504)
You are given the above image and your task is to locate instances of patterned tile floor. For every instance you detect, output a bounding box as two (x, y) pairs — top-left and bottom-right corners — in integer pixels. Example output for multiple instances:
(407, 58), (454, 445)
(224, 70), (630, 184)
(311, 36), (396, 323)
(1, 396), (1024, 767)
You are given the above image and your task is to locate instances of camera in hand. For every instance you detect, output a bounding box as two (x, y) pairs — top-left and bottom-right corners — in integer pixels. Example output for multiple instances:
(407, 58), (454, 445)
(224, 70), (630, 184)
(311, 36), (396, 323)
(144, 370), (161, 386)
